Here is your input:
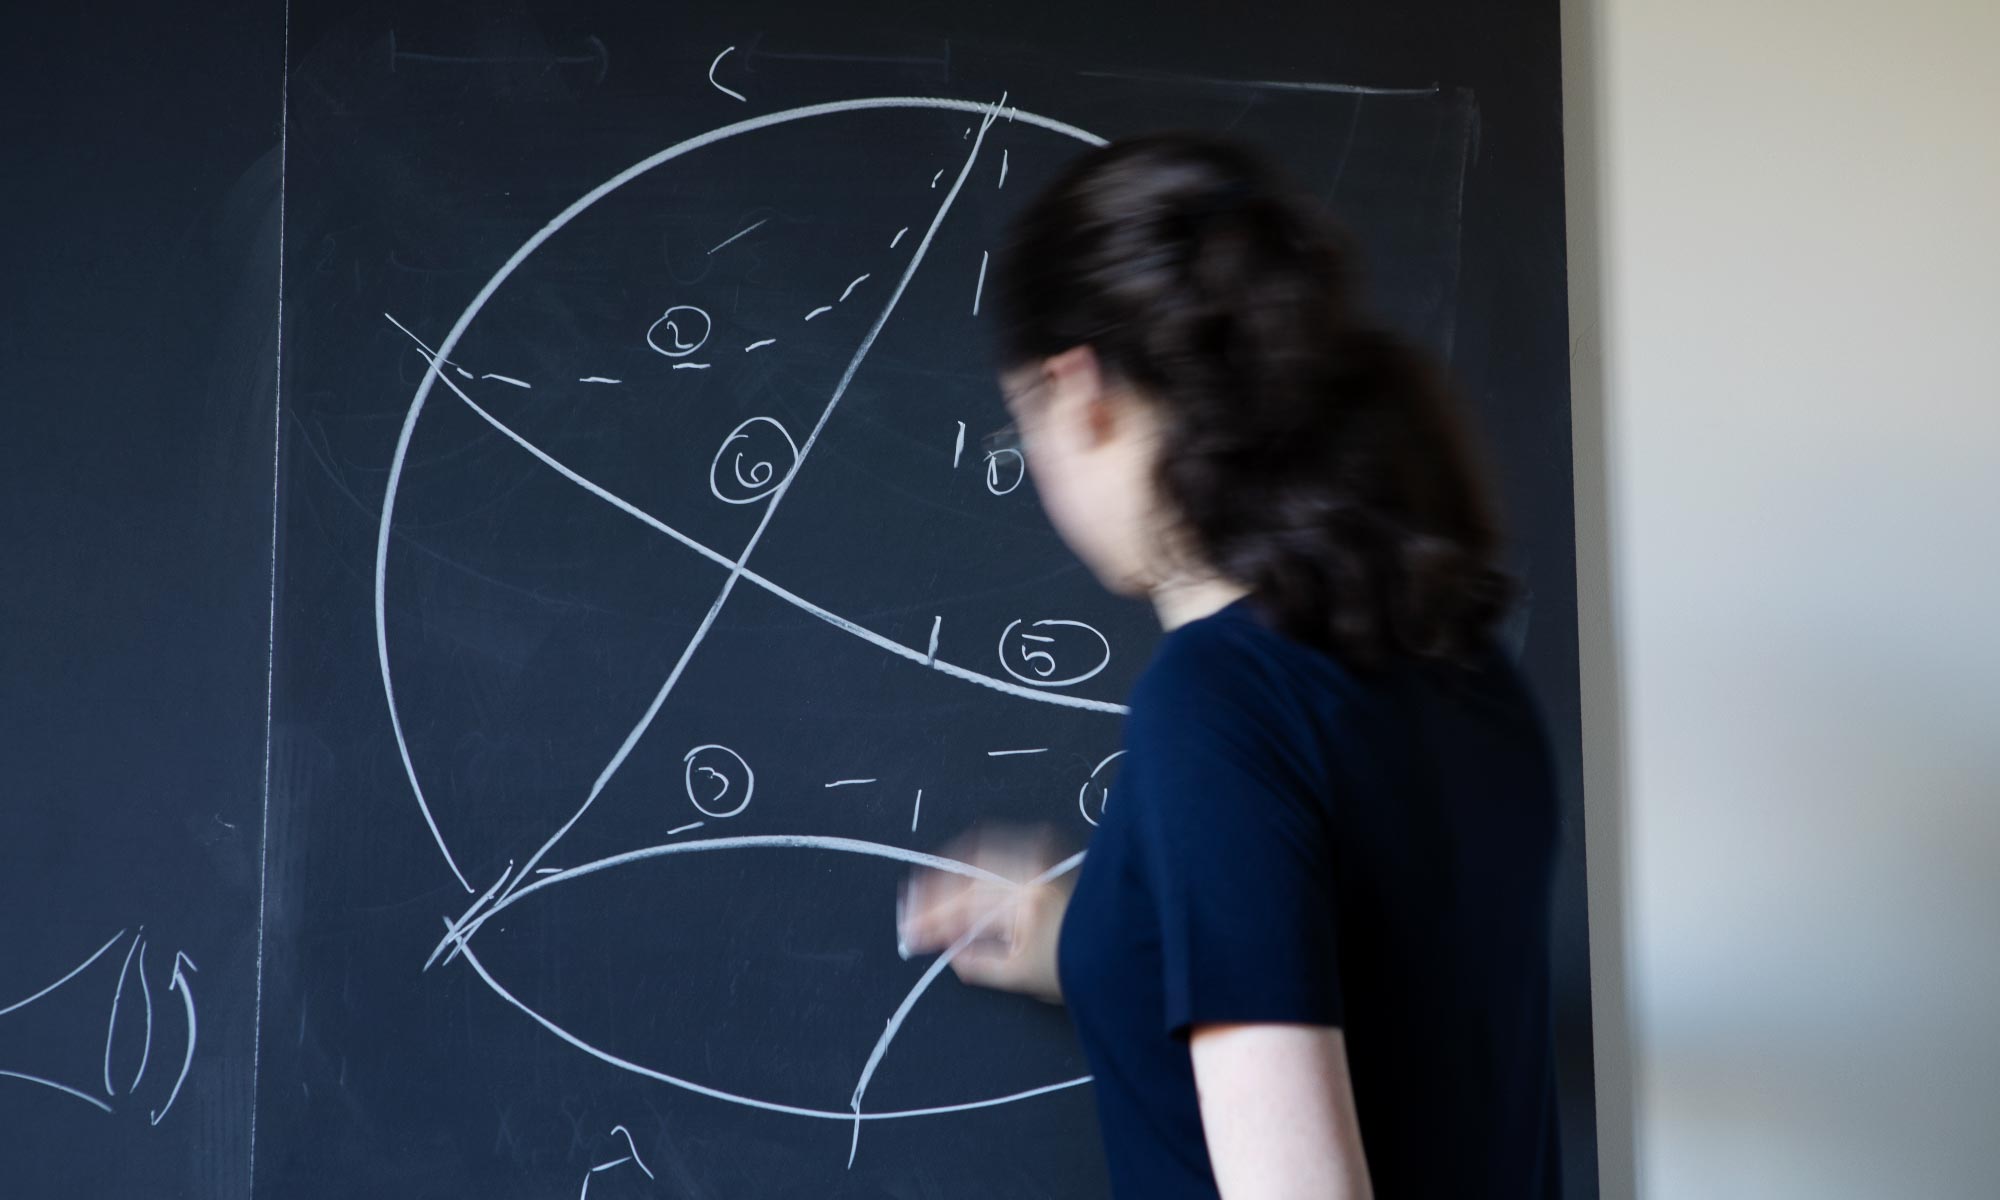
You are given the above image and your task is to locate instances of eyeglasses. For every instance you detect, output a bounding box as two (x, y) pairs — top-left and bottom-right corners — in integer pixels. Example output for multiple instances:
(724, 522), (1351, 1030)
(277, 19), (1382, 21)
(979, 420), (1023, 457)
(984, 374), (1052, 457)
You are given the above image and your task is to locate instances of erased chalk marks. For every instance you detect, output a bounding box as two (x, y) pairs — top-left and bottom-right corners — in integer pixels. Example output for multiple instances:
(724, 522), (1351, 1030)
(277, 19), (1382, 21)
(388, 30), (609, 83)
(1077, 66), (1439, 96)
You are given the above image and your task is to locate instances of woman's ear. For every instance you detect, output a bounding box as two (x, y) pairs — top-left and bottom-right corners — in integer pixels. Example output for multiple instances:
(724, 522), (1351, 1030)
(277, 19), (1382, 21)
(1043, 344), (1119, 447)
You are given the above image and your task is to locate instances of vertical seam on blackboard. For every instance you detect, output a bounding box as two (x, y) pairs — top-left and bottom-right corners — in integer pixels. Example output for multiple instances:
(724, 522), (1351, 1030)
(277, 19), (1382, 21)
(250, 0), (288, 1193)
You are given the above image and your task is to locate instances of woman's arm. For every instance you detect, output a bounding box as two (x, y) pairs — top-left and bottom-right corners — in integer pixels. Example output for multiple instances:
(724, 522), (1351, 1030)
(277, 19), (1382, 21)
(1190, 1023), (1373, 1200)
(897, 826), (1071, 1004)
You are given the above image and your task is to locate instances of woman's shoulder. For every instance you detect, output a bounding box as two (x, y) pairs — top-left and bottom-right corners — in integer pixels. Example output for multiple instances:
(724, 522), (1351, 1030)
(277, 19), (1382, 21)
(1133, 595), (1537, 740)
(1130, 597), (1363, 735)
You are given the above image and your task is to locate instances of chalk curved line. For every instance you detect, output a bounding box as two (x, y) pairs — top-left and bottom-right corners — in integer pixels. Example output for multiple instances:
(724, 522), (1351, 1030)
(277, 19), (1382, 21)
(460, 835), (1015, 953)
(434, 833), (1011, 962)
(148, 952), (198, 1126)
(369, 349), (1128, 717)
(489, 109), (1011, 897)
(130, 939), (152, 1092)
(0, 927), (127, 1018)
(1079, 749), (1126, 827)
(707, 217), (766, 256)
(0, 1069), (114, 1114)
(377, 96), (1104, 892)
(610, 1124), (653, 1178)
(846, 850), (1086, 1163)
(446, 833), (1005, 965)
(455, 938), (1089, 1121)
(707, 46), (747, 103)
(427, 860), (518, 972)
(103, 931), (141, 1094)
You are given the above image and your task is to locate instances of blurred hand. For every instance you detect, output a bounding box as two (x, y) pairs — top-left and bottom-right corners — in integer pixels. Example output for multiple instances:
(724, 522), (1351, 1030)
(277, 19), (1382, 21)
(897, 825), (1074, 1005)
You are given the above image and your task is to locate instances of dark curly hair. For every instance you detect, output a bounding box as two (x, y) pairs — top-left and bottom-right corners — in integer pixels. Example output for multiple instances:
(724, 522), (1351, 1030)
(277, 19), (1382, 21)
(992, 132), (1515, 673)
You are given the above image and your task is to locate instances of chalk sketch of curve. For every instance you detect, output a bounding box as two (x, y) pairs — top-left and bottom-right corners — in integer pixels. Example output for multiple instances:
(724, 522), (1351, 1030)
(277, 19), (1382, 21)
(0, 927), (198, 1125)
(374, 95), (1115, 1158)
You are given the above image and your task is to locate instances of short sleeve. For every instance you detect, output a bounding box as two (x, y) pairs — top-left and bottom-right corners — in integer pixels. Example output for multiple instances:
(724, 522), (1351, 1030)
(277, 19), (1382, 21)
(1123, 623), (1345, 1040)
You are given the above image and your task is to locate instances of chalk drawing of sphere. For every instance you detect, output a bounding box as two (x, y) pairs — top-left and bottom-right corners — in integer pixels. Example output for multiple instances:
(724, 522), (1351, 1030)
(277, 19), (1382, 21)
(376, 97), (1107, 1126)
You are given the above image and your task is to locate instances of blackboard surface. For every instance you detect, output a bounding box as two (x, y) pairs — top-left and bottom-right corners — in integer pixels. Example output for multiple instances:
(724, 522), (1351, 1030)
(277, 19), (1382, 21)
(1, 1), (280, 1196)
(3, 1), (1593, 1196)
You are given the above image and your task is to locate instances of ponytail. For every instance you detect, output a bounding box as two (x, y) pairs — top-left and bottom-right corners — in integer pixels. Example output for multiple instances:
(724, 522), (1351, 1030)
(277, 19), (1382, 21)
(993, 132), (1514, 671)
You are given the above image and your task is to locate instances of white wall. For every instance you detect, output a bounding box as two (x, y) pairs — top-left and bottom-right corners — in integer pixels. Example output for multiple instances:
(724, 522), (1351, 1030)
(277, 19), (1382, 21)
(1563, 0), (2000, 1194)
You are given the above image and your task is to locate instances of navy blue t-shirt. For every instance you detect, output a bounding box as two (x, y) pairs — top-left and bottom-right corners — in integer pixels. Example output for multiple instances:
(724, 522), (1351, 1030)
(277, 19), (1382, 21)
(1057, 597), (1562, 1198)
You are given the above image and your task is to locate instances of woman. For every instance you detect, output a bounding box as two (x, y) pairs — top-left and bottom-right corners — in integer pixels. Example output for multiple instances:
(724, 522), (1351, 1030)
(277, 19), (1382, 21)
(899, 133), (1562, 1198)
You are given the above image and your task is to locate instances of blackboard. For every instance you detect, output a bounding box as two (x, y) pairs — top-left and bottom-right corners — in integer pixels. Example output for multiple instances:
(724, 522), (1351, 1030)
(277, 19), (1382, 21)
(2, 1), (1593, 1196)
